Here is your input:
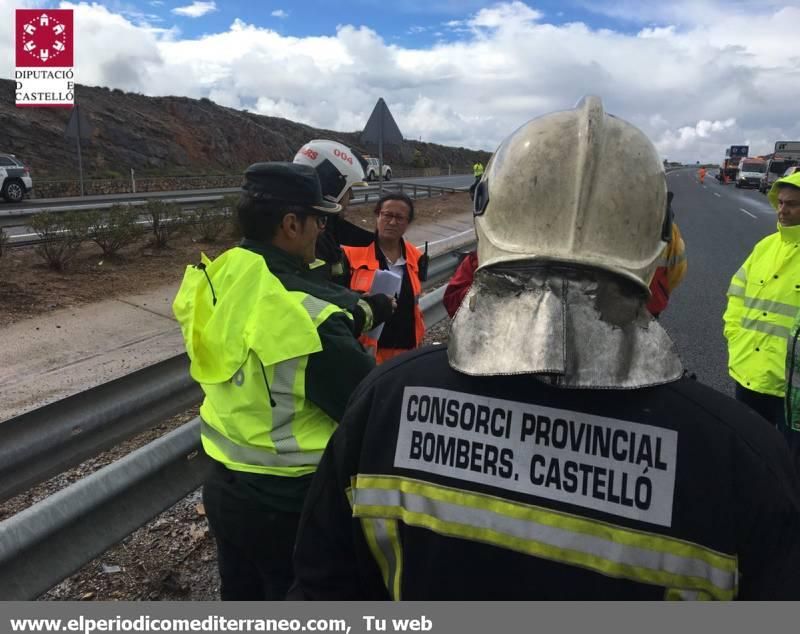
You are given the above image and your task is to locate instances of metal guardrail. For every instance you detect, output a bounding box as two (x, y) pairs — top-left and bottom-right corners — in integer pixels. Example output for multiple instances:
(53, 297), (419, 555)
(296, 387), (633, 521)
(0, 355), (202, 503)
(0, 181), (467, 231)
(0, 244), (472, 600)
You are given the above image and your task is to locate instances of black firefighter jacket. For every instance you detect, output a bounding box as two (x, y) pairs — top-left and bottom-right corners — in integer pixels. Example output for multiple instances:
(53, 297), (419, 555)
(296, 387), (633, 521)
(291, 345), (800, 600)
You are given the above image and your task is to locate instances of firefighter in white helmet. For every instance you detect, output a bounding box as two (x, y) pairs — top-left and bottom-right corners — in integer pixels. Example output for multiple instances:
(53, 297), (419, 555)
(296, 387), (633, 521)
(290, 97), (800, 600)
(294, 140), (375, 285)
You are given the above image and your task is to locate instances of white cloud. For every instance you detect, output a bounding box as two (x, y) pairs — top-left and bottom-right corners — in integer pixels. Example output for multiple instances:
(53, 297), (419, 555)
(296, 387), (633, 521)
(171, 1), (217, 18)
(271, 9), (288, 18)
(1, 0), (797, 163)
(468, 1), (543, 29)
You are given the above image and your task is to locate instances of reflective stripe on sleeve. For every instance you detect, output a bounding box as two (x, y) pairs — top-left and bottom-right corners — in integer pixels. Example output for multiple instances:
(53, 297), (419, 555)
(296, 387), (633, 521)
(302, 294), (350, 325)
(734, 267), (747, 283)
(727, 284), (746, 298)
(352, 475), (738, 600)
(360, 518), (403, 600)
(201, 420), (323, 467)
(268, 356), (303, 454)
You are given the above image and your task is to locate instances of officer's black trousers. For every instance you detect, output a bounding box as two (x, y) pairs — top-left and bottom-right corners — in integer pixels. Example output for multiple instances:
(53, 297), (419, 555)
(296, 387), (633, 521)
(734, 382), (800, 466)
(203, 466), (300, 601)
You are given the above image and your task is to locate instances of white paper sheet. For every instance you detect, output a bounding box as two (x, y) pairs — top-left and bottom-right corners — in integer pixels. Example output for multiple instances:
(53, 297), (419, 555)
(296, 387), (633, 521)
(365, 269), (402, 341)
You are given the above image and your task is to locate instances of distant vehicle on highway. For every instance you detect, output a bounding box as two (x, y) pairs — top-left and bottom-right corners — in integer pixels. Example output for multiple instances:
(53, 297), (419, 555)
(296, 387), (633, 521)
(759, 158), (798, 193)
(364, 157), (392, 181)
(734, 158), (766, 189)
(0, 153), (32, 203)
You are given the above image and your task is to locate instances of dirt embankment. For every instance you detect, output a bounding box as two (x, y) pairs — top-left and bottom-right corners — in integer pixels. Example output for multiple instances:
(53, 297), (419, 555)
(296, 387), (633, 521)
(0, 192), (471, 326)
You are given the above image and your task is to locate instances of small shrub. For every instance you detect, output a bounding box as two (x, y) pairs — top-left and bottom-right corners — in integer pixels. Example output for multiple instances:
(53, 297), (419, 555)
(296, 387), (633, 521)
(86, 204), (144, 257)
(30, 211), (90, 270)
(223, 194), (243, 240)
(193, 204), (232, 243)
(145, 199), (185, 249)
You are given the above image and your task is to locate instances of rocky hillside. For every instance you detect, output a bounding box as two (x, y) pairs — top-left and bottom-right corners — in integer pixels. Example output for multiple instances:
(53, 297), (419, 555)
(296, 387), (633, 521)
(0, 79), (491, 180)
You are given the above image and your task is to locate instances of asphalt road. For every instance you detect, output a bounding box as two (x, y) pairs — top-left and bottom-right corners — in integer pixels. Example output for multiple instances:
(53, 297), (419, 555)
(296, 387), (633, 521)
(660, 168), (778, 396)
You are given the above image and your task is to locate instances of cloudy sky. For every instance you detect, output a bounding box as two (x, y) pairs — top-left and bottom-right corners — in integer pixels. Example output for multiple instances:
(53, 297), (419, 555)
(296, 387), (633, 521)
(3, 0), (800, 162)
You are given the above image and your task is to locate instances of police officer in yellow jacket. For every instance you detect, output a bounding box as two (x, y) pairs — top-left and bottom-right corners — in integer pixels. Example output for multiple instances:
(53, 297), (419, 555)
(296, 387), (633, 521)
(724, 171), (800, 428)
(173, 162), (388, 600)
(469, 161), (485, 200)
(291, 98), (800, 600)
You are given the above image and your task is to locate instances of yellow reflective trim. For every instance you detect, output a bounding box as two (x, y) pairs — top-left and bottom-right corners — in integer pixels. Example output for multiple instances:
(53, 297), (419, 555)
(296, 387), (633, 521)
(665, 587), (714, 601)
(356, 475), (735, 573)
(727, 285), (746, 298)
(354, 475), (737, 600)
(360, 518), (391, 591)
(386, 519), (403, 600)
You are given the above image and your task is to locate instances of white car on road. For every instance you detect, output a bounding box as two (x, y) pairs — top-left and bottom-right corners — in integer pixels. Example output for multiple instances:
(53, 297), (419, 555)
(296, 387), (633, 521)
(0, 153), (33, 202)
(365, 157), (392, 181)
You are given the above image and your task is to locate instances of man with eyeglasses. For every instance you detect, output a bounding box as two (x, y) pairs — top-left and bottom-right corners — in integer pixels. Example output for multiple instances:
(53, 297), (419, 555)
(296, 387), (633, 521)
(173, 162), (387, 600)
(725, 171), (800, 439)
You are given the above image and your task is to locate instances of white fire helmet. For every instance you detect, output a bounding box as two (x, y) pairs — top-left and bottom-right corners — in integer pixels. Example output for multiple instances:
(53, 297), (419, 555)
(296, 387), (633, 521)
(472, 96), (669, 292)
(293, 140), (367, 203)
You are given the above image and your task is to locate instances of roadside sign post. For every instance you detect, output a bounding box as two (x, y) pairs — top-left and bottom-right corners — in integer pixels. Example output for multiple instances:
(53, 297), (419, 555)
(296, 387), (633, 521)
(64, 103), (92, 196)
(361, 98), (403, 195)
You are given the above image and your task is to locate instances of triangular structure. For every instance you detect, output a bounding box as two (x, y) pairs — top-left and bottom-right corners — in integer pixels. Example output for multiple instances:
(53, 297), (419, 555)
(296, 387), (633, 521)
(360, 98), (403, 192)
(361, 98), (403, 147)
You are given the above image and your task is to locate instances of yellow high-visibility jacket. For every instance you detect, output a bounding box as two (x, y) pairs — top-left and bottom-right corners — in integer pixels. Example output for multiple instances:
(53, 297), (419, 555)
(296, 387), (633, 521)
(723, 223), (800, 397)
(173, 248), (349, 477)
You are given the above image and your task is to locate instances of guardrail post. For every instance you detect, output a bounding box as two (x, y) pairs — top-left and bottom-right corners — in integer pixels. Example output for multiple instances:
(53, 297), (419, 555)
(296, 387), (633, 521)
(428, 186), (432, 198)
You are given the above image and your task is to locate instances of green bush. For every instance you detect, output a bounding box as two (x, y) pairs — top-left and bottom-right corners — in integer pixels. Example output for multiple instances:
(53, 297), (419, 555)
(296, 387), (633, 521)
(30, 211), (90, 270)
(193, 201), (233, 243)
(222, 194), (243, 240)
(145, 199), (185, 249)
(86, 204), (144, 257)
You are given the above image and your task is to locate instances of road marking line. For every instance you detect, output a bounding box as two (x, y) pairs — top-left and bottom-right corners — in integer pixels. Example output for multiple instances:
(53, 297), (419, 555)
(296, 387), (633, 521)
(714, 192), (721, 197)
(740, 208), (756, 218)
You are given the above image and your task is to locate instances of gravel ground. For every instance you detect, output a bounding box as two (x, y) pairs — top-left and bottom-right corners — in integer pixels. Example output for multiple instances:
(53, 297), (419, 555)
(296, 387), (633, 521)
(5, 310), (455, 601)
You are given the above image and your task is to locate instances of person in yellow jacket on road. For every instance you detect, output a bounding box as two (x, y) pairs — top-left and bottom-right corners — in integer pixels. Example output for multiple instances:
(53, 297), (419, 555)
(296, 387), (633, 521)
(724, 171), (800, 429)
(469, 161), (485, 199)
(172, 162), (391, 600)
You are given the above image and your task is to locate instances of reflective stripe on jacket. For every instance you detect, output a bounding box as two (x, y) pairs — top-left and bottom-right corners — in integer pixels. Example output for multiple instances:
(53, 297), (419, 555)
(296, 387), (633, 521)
(723, 223), (800, 397)
(342, 241), (425, 356)
(173, 247), (346, 477)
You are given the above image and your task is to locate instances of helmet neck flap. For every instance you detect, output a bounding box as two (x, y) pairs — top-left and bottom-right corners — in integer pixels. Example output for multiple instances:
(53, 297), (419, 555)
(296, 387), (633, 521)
(448, 264), (683, 389)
